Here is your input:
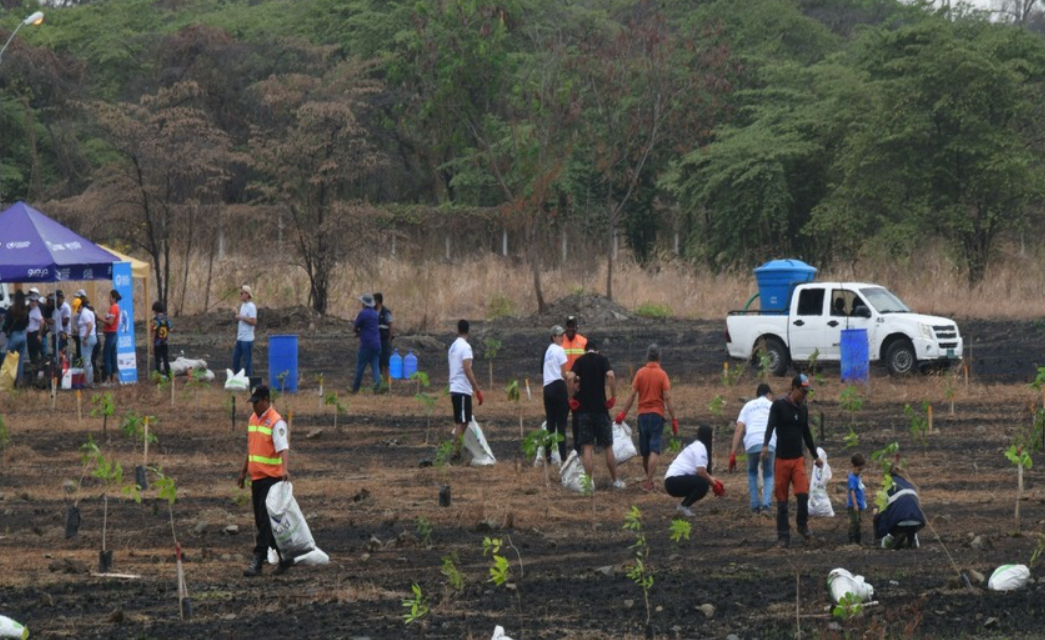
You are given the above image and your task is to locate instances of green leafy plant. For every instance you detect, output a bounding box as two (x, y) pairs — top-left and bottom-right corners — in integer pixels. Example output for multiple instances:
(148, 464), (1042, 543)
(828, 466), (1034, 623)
(870, 442), (902, 512)
(904, 402), (930, 452)
(506, 379), (523, 435)
(807, 348), (826, 385)
(1029, 366), (1045, 391)
(87, 447), (128, 557)
(944, 371), (958, 415)
(275, 369), (290, 395)
(1005, 444), (1033, 533)
(412, 371), (439, 444)
(324, 391), (347, 431)
(482, 537), (511, 586)
(0, 414), (8, 453)
(667, 435), (683, 454)
(486, 293), (514, 320)
(401, 583), (430, 625)
(843, 426), (859, 450)
(483, 337), (501, 389)
(839, 385), (863, 425)
(441, 551), (465, 595)
(669, 518), (691, 546)
(754, 343), (772, 381)
(522, 427), (565, 486)
(831, 591), (865, 620)
(415, 516), (433, 546)
(1030, 533), (1045, 568)
(720, 360), (743, 387)
(121, 411), (158, 446)
(623, 506), (654, 629)
(635, 303), (672, 319)
(90, 391), (115, 440)
(708, 394), (725, 417)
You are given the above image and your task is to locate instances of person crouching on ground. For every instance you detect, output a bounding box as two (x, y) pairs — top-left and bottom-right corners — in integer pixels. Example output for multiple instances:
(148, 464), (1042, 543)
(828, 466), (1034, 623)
(568, 339), (623, 489)
(762, 374), (823, 547)
(664, 425), (725, 516)
(729, 383), (776, 516)
(873, 465), (925, 549)
(238, 385), (291, 577)
(615, 343), (679, 491)
(448, 319), (483, 462)
(847, 453), (867, 544)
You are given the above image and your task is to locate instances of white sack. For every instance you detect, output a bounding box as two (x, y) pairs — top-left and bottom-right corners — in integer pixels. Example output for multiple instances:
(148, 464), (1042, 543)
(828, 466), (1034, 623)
(560, 450), (588, 493)
(827, 568), (874, 604)
(533, 422), (562, 467)
(265, 481), (317, 559)
(463, 418), (496, 466)
(612, 420), (637, 465)
(268, 546), (330, 567)
(987, 564), (1031, 591)
(809, 446), (835, 517)
(491, 626), (515, 640)
(170, 357), (207, 376)
(224, 369), (249, 391)
(0, 615), (27, 639)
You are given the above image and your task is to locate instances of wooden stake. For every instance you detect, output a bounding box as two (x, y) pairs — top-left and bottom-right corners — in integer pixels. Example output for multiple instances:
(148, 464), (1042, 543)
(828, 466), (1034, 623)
(76, 389), (82, 423)
(171, 374), (176, 407)
(51, 377), (57, 412)
(143, 417), (149, 467)
(1017, 456), (1024, 534)
(927, 404), (933, 434)
(524, 378), (532, 401)
(963, 362), (969, 387)
(318, 383), (323, 412)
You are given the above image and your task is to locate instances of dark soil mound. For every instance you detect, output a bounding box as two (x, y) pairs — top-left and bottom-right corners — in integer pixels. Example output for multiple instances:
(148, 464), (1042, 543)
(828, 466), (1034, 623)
(502, 293), (639, 328)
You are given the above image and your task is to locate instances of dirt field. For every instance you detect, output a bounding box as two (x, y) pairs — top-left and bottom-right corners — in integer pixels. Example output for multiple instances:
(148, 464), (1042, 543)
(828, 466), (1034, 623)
(1, 301), (1044, 639)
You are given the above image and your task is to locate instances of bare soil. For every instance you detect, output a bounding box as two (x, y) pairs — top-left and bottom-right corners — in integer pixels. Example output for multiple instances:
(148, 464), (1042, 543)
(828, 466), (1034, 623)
(2, 296), (1044, 639)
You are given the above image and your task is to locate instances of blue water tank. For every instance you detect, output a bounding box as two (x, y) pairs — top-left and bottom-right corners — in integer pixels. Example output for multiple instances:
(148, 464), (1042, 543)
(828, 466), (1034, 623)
(841, 328), (869, 383)
(754, 259), (817, 314)
(403, 350), (418, 380)
(268, 335), (298, 392)
(389, 349), (403, 380)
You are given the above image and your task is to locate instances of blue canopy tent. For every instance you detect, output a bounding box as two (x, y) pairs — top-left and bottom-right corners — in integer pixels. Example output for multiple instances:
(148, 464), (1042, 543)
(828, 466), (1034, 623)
(0, 201), (119, 282)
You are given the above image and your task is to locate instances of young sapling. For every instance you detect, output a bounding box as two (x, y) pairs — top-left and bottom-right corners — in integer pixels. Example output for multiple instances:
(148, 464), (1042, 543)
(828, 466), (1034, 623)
(401, 583), (430, 626)
(669, 518), (691, 546)
(839, 385), (863, 426)
(483, 337), (501, 389)
(90, 391), (115, 442)
(623, 506), (654, 633)
(412, 371), (438, 444)
(506, 379), (522, 436)
(1005, 444), (1033, 533)
(324, 391), (347, 432)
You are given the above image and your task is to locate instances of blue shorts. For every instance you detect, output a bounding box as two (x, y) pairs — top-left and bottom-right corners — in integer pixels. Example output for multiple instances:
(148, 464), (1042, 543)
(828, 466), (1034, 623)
(638, 414), (665, 456)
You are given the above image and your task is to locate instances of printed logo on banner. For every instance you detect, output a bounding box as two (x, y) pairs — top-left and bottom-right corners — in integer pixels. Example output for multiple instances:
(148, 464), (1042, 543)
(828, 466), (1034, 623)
(57, 268), (71, 281)
(6, 241), (30, 249)
(27, 268), (49, 278)
(113, 262), (137, 385)
(83, 268), (93, 279)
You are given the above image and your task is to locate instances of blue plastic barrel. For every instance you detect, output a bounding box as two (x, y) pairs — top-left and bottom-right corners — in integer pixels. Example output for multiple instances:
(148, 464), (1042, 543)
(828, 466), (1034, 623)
(403, 350), (418, 380)
(268, 335), (298, 392)
(754, 259), (817, 314)
(840, 328), (869, 383)
(389, 350), (403, 380)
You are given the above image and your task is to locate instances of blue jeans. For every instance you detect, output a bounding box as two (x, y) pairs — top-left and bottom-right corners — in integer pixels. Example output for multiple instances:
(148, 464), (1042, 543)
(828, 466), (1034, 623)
(747, 445), (775, 510)
(103, 332), (118, 379)
(82, 334), (98, 386)
(637, 413), (665, 456)
(233, 340), (253, 376)
(7, 330), (28, 384)
(352, 345), (381, 393)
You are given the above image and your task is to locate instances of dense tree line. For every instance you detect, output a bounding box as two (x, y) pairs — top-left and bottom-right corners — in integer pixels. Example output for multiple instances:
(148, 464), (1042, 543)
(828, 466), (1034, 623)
(1, 0), (1044, 312)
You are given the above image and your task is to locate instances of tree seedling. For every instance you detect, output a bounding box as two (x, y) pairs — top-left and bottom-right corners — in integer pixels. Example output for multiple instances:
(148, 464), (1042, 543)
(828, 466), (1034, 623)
(522, 427), (564, 487)
(1005, 444), (1033, 534)
(807, 348), (825, 385)
(412, 371), (438, 444)
(186, 368), (210, 417)
(720, 361), (743, 387)
(91, 448), (127, 573)
(401, 583), (429, 625)
(669, 517), (691, 546)
(121, 411), (158, 491)
(904, 402), (930, 453)
(483, 337), (501, 389)
(623, 506), (654, 632)
(755, 343), (772, 381)
(324, 391), (347, 432)
(667, 435), (683, 454)
(90, 391), (115, 442)
(871, 442), (902, 513)
(708, 394), (725, 418)
(839, 385), (863, 426)
(0, 414), (9, 453)
(1030, 533), (1045, 568)
(440, 551), (465, 601)
(831, 591), (864, 620)
(843, 426), (859, 450)
(415, 516), (433, 546)
(138, 469), (191, 618)
(483, 537), (512, 586)
(506, 379), (523, 436)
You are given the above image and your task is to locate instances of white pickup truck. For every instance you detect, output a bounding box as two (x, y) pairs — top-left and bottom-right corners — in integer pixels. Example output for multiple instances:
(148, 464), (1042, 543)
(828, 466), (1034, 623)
(725, 282), (962, 376)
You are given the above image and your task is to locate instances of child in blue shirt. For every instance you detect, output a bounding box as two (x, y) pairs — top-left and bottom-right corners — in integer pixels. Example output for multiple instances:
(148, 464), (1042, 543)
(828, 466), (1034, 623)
(848, 453), (867, 544)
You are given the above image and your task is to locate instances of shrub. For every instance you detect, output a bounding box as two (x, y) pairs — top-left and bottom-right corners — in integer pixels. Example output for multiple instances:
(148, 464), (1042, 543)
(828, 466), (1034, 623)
(635, 303), (672, 319)
(486, 294), (514, 320)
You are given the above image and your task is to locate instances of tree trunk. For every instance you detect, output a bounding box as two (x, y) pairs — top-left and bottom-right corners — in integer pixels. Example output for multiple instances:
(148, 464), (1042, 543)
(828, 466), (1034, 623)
(606, 210), (615, 301)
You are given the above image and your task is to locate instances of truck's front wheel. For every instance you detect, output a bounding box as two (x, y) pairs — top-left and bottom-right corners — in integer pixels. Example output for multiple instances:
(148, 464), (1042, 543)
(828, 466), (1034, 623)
(885, 339), (916, 376)
(756, 337), (790, 377)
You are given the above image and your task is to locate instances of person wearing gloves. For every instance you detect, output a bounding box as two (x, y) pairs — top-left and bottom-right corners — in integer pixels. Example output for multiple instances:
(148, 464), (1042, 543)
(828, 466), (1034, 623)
(664, 425), (725, 516)
(762, 374), (823, 547)
(351, 294), (382, 394)
(448, 319), (483, 462)
(542, 325), (570, 464)
(873, 466), (925, 549)
(238, 385), (291, 577)
(729, 383), (776, 516)
(615, 343), (679, 492)
(568, 339), (622, 488)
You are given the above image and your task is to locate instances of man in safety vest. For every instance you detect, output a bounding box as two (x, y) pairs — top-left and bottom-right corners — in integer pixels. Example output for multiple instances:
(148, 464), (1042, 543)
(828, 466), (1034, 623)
(238, 385), (290, 577)
(562, 316), (587, 452)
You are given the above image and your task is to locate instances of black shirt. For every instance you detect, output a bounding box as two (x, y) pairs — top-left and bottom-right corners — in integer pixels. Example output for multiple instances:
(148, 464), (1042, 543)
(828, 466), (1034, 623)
(570, 351), (612, 413)
(764, 396), (817, 460)
(377, 307), (393, 342)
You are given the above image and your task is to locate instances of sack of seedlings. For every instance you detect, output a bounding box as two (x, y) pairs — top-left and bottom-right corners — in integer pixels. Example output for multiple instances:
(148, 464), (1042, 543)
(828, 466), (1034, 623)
(0, 614), (28, 639)
(612, 420), (637, 464)
(265, 481), (317, 560)
(170, 357), (207, 376)
(463, 418), (496, 466)
(533, 422), (562, 467)
(560, 450), (588, 493)
(808, 447), (835, 517)
(268, 546), (330, 567)
(987, 564), (1030, 591)
(224, 369), (250, 391)
(827, 568), (874, 604)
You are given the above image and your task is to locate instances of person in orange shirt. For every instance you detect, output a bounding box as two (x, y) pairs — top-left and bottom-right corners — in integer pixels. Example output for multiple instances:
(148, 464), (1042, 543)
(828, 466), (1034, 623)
(562, 316), (587, 452)
(615, 344), (678, 491)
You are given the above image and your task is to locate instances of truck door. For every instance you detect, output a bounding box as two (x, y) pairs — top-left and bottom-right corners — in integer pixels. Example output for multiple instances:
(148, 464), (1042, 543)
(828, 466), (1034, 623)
(788, 286), (827, 362)
(822, 288), (875, 360)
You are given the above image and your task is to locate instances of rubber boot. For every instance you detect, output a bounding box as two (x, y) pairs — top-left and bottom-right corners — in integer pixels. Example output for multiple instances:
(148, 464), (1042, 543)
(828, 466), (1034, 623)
(776, 501), (790, 547)
(243, 553), (264, 578)
(796, 493), (812, 540)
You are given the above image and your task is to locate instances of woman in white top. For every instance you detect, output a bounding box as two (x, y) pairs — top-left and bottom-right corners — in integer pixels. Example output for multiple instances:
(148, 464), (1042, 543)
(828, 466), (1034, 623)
(664, 425), (725, 517)
(541, 325), (569, 464)
(77, 298), (98, 387)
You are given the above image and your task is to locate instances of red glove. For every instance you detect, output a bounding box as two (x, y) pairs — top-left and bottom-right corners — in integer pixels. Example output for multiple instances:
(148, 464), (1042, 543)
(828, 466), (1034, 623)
(605, 397), (616, 410)
(712, 479), (726, 497)
(475, 389), (483, 406)
(568, 398), (581, 411)
(615, 411), (626, 425)
(728, 452), (737, 473)
(671, 419), (679, 436)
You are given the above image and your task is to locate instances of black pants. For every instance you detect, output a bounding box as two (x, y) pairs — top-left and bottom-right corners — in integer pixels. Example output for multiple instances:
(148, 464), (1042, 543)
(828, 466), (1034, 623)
(27, 330), (41, 364)
(154, 344), (170, 375)
(665, 475), (710, 507)
(251, 476), (282, 559)
(543, 380), (569, 461)
(571, 411), (580, 453)
(848, 507), (862, 543)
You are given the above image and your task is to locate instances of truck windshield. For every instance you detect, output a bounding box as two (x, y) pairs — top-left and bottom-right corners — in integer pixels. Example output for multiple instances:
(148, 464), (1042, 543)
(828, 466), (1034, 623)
(859, 287), (911, 314)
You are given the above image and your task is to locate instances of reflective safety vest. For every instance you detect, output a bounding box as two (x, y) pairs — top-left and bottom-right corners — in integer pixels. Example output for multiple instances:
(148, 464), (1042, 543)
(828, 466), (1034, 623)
(562, 333), (587, 370)
(247, 407), (285, 480)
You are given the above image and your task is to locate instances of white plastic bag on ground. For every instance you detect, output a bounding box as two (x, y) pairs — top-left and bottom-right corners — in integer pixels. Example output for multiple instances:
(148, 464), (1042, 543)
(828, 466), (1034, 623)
(463, 418), (496, 466)
(491, 625), (515, 640)
(533, 422), (562, 467)
(224, 369), (249, 391)
(827, 568), (874, 603)
(987, 564), (1030, 591)
(809, 446), (835, 517)
(0, 614), (28, 639)
(170, 357), (207, 376)
(560, 450), (587, 493)
(612, 420), (637, 464)
(265, 481), (318, 559)
(268, 546), (330, 566)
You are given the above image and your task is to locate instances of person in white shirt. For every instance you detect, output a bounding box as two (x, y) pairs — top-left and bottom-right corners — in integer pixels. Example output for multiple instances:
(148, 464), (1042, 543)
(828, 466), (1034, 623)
(541, 325), (569, 464)
(448, 319), (483, 461)
(49, 290), (72, 363)
(232, 285), (258, 376)
(729, 383), (777, 516)
(26, 293), (44, 365)
(664, 425), (726, 517)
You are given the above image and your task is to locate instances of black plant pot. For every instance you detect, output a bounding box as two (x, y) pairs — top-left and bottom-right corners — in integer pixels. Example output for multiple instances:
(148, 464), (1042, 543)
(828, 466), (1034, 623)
(181, 597), (193, 619)
(438, 485), (452, 507)
(134, 465), (148, 491)
(64, 505), (81, 538)
(98, 549), (113, 574)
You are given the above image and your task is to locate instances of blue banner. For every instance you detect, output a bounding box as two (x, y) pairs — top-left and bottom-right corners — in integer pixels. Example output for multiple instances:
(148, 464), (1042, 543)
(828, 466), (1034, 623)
(113, 262), (138, 384)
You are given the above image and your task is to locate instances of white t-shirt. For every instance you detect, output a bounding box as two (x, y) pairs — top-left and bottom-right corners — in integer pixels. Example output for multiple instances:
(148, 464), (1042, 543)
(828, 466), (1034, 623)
(542, 343), (567, 387)
(665, 440), (709, 479)
(27, 306), (43, 332)
(237, 301), (257, 342)
(737, 396), (776, 451)
(78, 307), (96, 338)
(53, 301), (72, 333)
(448, 337), (474, 395)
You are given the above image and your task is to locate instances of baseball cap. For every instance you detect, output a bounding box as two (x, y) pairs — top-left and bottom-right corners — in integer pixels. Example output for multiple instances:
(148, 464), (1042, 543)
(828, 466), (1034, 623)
(55, 289), (65, 298)
(240, 285), (253, 298)
(792, 374), (811, 389)
(565, 315), (578, 327)
(551, 325), (565, 336)
(359, 293), (375, 308)
(249, 385), (271, 403)
(28, 287), (40, 295)
(74, 289), (87, 298)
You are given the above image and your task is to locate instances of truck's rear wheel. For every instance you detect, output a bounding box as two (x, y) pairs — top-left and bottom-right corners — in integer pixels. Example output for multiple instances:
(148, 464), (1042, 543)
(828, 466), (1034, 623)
(756, 337), (790, 377)
(885, 339), (916, 376)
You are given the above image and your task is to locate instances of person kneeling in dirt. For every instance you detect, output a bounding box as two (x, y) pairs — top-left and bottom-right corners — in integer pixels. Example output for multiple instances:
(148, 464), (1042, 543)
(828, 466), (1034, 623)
(664, 425), (724, 516)
(568, 339), (623, 488)
(874, 466), (925, 550)
(238, 385), (291, 577)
